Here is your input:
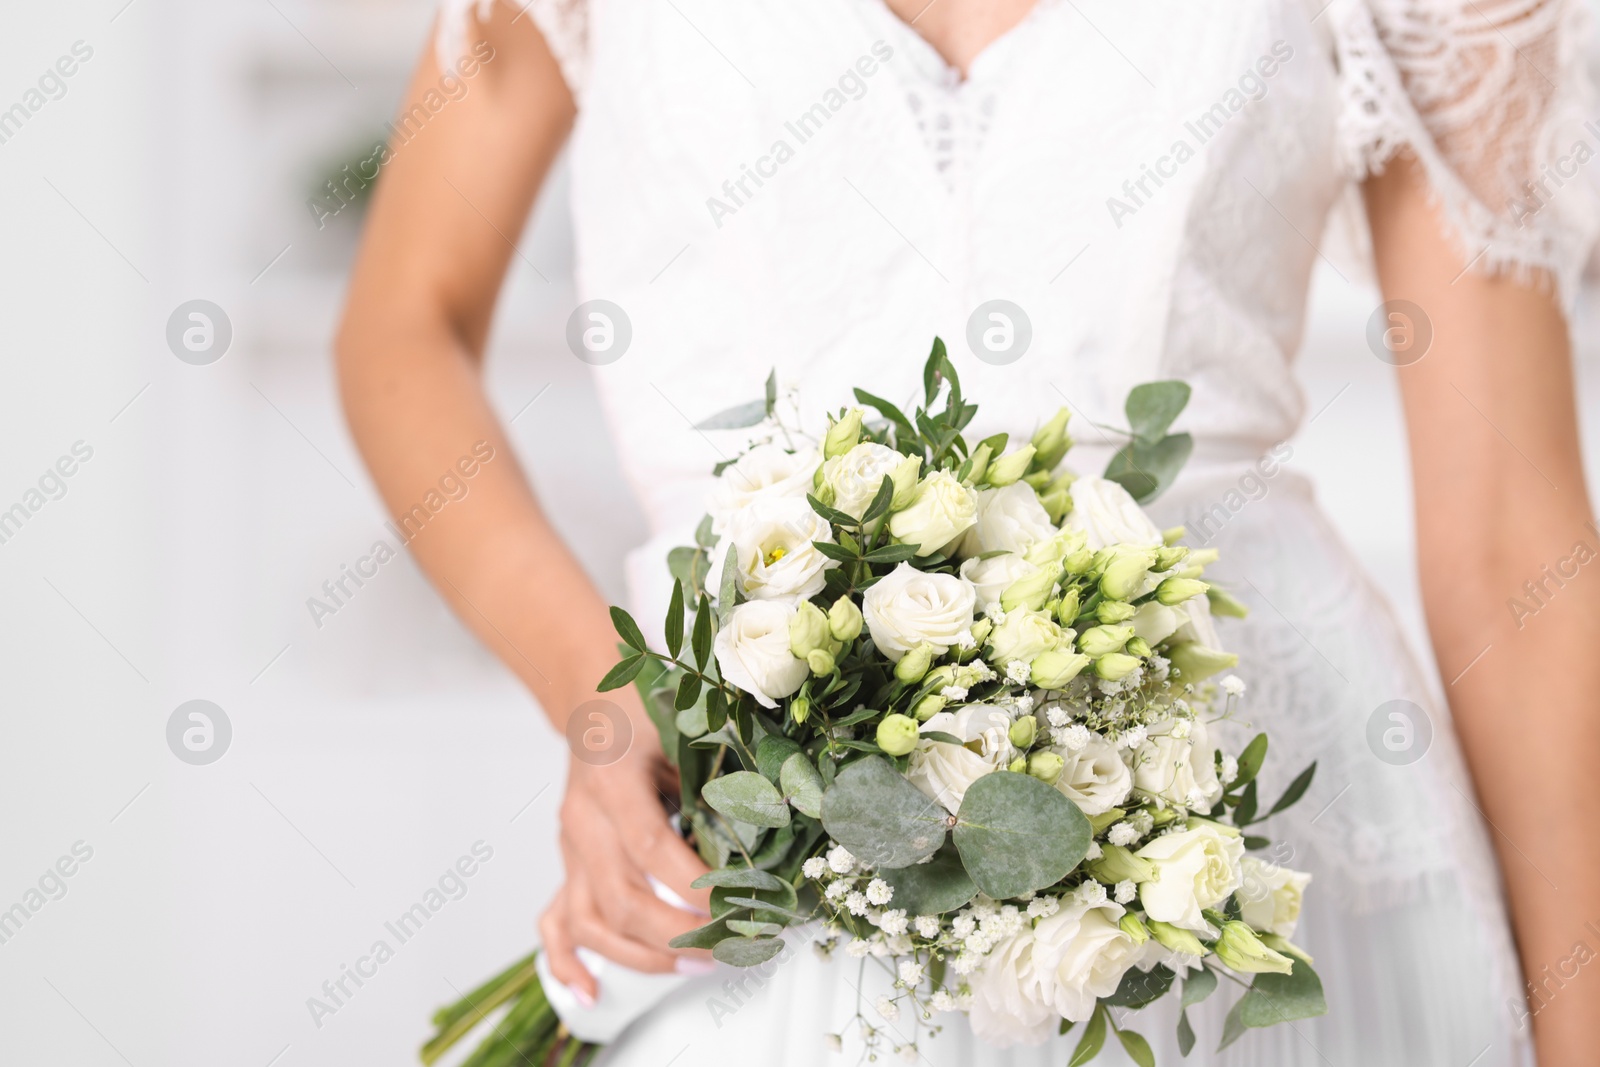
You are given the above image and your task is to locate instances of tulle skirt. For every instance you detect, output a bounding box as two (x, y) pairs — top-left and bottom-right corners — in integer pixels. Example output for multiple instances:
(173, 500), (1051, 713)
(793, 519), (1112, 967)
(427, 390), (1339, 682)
(604, 464), (1534, 1066)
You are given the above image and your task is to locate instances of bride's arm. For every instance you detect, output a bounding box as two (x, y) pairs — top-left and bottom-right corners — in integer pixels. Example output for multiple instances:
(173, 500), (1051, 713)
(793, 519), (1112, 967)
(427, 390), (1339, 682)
(336, 3), (710, 998)
(1365, 155), (1600, 1065)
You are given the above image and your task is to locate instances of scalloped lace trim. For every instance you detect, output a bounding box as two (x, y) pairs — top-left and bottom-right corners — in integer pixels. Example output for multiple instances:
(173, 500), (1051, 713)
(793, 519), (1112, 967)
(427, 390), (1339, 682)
(1330, 0), (1600, 302)
(436, 0), (588, 97)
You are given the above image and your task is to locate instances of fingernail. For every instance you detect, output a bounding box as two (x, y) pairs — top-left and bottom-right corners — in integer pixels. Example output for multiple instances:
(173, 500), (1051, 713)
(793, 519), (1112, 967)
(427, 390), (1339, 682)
(573, 986), (596, 1008)
(675, 957), (717, 977)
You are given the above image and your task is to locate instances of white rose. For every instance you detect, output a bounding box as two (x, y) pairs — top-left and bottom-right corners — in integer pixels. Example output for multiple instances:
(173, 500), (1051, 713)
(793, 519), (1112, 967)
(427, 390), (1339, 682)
(985, 608), (1063, 665)
(1135, 822), (1245, 931)
(1130, 716), (1223, 810)
(1028, 900), (1143, 1022)
(906, 704), (1012, 813)
(712, 600), (809, 709)
(889, 471), (977, 556)
(1237, 856), (1312, 938)
(958, 553), (1039, 612)
(1129, 601), (1180, 646)
(967, 927), (1058, 1048)
(861, 562), (976, 662)
(958, 483), (1057, 558)
(706, 444), (820, 535)
(706, 497), (837, 603)
(1064, 475), (1164, 550)
(1051, 732), (1133, 815)
(817, 442), (906, 520)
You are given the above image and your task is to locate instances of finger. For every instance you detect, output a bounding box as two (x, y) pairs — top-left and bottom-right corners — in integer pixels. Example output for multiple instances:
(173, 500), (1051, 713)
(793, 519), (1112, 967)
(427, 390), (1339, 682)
(538, 888), (596, 1005)
(607, 785), (714, 913)
(567, 878), (703, 975)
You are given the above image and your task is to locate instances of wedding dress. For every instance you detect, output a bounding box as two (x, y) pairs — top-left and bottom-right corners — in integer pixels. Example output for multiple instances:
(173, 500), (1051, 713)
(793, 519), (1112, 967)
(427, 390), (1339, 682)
(438, 1), (1599, 1062)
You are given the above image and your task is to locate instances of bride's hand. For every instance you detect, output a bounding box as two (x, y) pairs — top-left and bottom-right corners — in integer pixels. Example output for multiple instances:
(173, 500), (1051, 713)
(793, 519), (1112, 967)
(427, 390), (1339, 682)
(539, 692), (717, 1003)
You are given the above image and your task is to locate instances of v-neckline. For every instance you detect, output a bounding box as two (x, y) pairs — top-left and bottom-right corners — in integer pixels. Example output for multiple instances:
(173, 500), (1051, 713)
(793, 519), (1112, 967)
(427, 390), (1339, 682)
(866, 0), (1049, 84)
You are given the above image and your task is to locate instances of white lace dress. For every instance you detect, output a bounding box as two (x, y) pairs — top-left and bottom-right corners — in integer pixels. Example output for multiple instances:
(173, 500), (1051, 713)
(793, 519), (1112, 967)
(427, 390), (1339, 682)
(439, 1), (1598, 1063)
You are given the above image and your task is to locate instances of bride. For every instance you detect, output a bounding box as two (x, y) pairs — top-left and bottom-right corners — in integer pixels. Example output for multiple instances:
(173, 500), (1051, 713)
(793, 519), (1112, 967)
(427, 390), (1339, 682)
(336, 0), (1600, 1063)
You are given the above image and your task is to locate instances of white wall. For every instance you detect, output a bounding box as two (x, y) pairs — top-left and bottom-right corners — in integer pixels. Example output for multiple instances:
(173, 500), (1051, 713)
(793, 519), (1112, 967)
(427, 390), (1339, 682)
(1, 3), (1597, 1066)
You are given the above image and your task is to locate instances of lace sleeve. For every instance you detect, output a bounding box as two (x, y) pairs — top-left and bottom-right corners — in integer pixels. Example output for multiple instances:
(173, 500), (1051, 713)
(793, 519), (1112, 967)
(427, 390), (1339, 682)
(1330, 0), (1600, 298)
(436, 0), (588, 99)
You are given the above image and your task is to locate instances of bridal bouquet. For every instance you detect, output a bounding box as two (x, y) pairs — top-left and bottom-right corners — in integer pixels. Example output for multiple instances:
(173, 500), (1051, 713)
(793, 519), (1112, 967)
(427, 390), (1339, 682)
(423, 340), (1325, 1066)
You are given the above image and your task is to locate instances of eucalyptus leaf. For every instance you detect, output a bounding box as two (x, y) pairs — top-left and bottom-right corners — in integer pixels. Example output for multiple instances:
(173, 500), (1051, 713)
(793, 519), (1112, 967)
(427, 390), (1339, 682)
(1237, 960), (1328, 1027)
(726, 919), (781, 938)
(953, 771), (1090, 898)
(780, 752), (825, 818)
(711, 882), (798, 926)
(695, 513), (717, 548)
(1176, 1010), (1196, 1057)
(756, 736), (802, 784)
(696, 398), (769, 430)
(820, 756), (947, 869)
(712, 935), (785, 967)
(1125, 380), (1192, 444)
(702, 771), (791, 828)
(878, 845), (978, 915)
(1105, 433), (1194, 504)
(691, 867), (788, 892)
(668, 917), (731, 950)
(675, 701), (709, 739)
(718, 543), (740, 610)
(1182, 967), (1219, 1008)
(720, 896), (810, 922)
(1106, 964), (1174, 1008)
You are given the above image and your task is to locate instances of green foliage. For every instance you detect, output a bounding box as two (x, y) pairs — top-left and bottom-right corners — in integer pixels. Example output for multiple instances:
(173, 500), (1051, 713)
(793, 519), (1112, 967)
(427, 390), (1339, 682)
(952, 771), (1091, 898)
(702, 771), (791, 829)
(819, 756), (947, 868)
(877, 845), (978, 915)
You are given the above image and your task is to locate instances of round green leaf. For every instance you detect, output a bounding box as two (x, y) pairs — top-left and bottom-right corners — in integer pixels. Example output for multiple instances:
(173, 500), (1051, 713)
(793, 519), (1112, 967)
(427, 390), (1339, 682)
(820, 756), (948, 869)
(691, 867), (788, 892)
(713, 935), (785, 967)
(780, 752), (825, 819)
(878, 845), (977, 915)
(1237, 960), (1327, 1027)
(702, 771), (791, 828)
(756, 736), (802, 783)
(953, 771), (1090, 898)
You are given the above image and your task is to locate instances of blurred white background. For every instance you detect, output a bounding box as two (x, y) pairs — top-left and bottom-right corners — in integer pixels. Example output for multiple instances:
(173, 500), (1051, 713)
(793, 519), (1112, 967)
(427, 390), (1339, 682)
(1, 2), (1598, 1066)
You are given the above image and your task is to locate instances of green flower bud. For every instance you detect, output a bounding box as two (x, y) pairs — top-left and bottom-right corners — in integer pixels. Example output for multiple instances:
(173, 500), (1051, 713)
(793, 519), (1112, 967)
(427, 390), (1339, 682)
(1259, 932), (1314, 965)
(1206, 587), (1250, 619)
(1088, 844), (1155, 884)
(1021, 469), (1052, 490)
(985, 445), (1036, 487)
(1155, 577), (1209, 606)
(875, 713), (920, 757)
(1188, 548), (1220, 567)
(790, 600), (832, 658)
(1062, 547), (1095, 575)
(1054, 587), (1082, 626)
(828, 595), (864, 642)
(790, 696), (811, 725)
(1029, 649), (1091, 689)
(1030, 407), (1073, 470)
(1008, 715), (1037, 749)
(1148, 921), (1209, 957)
(806, 648), (836, 675)
(1007, 756), (1028, 773)
(912, 693), (947, 721)
(1078, 624), (1134, 657)
(1154, 545), (1189, 571)
(969, 617), (994, 645)
(1095, 600), (1136, 624)
(1099, 549), (1155, 601)
(823, 407), (864, 459)
(1119, 913), (1151, 946)
(1094, 652), (1142, 681)
(1039, 486), (1073, 524)
(1214, 922), (1295, 975)
(963, 442), (993, 486)
(1161, 525), (1187, 546)
(894, 643), (936, 685)
(890, 453), (924, 510)
(1126, 637), (1152, 659)
(1001, 561), (1064, 613)
(1166, 642), (1239, 684)
(1027, 750), (1065, 784)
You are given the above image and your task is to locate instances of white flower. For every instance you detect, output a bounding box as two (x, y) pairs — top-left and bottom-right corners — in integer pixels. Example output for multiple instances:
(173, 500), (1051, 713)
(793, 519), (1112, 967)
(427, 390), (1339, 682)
(1006, 659), (1031, 685)
(930, 989), (958, 1012)
(824, 1033), (844, 1053)
(706, 496), (837, 603)
(1107, 821), (1141, 847)
(1078, 881), (1108, 907)
(1063, 476), (1164, 550)
(802, 857), (828, 879)
(713, 600), (809, 709)
(866, 879), (894, 906)
(958, 553), (1039, 613)
(897, 1044), (918, 1063)
(845, 938), (872, 958)
(1050, 732), (1133, 815)
(845, 892), (870, 916)
(707, 444), (820, 535)
(1220, 754), (1239, 784)
(827, 845), (856, 874)
(898, 960), (924, 985)
(1027, 900), (1143, 1023)
(1026, 896), (1060, 919)
(1172, 593), (1223, 651)
(951, 914), (977, 938)
(1237, 856), (1313, 938)
(1085, 841), (1103, 860)
(817, 442), (911, 519)
(1130, 716), (1223, 810)
(1118, 724), (1148, 750)
(1221, 674), (1247, 697)
(1135, 822), (1245, 931)
(966, 927), (1059, 1047)
(825, 881), (849, 901)
(958, 483), (1058, 558)
(878, 909), (909, 936)
(1169, 719), (1191, 740)
(862, 562), (977, 662)
(1058, 723), (1091, 751)
(1129, 601), (1181, 646)
(875, 996), (900, 1021)
(906, 704), (1015, 813)
(985, 608), (1063, 665)
(889, 471), (978, 556)
(914, 915), (941, 938)
(1114, 880), (1138, 904)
